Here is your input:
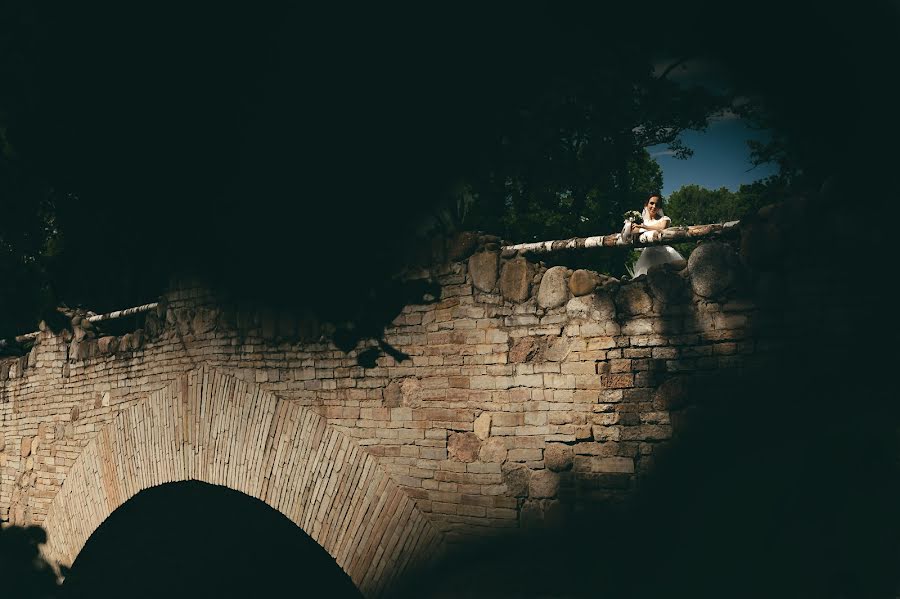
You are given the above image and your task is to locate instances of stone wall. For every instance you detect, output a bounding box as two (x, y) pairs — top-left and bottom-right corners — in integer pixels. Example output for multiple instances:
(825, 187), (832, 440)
(0, 227), (782, 592)
(0, 192), (896, 587)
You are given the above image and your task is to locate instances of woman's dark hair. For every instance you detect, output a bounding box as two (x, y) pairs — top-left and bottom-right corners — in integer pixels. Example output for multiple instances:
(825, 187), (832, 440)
(645, 192), (663, 204)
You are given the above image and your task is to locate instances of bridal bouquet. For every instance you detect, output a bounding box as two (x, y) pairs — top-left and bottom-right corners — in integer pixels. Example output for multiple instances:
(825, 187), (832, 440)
(620, 210), (643, 244)
(623, 210), (643, 224)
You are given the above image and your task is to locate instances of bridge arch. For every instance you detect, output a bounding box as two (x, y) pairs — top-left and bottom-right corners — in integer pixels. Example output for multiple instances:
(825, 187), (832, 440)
(41, 366), (443, 598)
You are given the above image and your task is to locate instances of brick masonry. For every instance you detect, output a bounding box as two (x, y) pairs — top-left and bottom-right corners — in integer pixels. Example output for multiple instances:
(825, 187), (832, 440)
(1, 234), (779, 596)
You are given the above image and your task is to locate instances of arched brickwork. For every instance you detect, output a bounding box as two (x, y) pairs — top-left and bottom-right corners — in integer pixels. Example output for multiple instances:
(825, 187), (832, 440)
(40, 366), (443, 598)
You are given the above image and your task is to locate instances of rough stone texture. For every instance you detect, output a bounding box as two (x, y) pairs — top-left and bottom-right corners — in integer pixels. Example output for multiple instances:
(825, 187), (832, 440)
(569, 269), (601, 296)
(191, 308), (218, 334)
(688, 241), (740, 299)
(448, 432), (482, 462)
(503, 465), (529, 497)
(529, 469), (559, 499)
(566, 292), (616, 321)
(0, 232), (783, 593)
(647, 267), (687, 304)
(544, 444), (573, 472)
(20, 436), (32, 458)
(543, 338), (571, 362)
(499, 257), (532, 302)
(474, 413), (491, 440)
(653, 376), (692, 411)
(97, 336), (118, 354)
(479, 438), (508, 463)
(509, 337), (539, 363)
(383, 380), (403, 407)
(468, 251), (499, 292)
(447, 231), (479, 262)
(616, 282), (652, 315)
(537, 266), (569, 308)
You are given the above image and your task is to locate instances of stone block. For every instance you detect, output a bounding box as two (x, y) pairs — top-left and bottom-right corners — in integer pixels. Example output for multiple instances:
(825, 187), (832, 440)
(509, 337), (539, 363)
(474, 413), (492, 439)
(537, 266), (569, 309)
(499, 257), (533, 302)
(544, 444), (573, 471)
(544, 337), (571, 362)
(569, 269), (601, 296)
(529, 469), (559, 498)
(468, 251), (500, 292)
(688, 241), (741, 299)
(448, 432), (481, 462)
(479, 438), (508, 463)
(503, 465), (529, 497)
(616, 283), (652, 315)
(98, 336), (119, 354)
(652, 376), (691, 411)
(508, 448), (543, 462)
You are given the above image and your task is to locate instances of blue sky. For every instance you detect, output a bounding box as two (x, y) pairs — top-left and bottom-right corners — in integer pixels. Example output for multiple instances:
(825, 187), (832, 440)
(647, 58), (778, 197)
(648, 116), (778, 197)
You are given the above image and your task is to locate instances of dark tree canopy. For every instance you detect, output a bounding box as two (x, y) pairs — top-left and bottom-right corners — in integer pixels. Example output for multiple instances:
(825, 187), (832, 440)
(0, 2), (898, 337)
(664, 183), (779, 227)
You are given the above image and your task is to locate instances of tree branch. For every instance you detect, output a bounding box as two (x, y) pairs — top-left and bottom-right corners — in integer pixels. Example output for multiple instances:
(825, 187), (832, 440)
(657, 57), (691, 81)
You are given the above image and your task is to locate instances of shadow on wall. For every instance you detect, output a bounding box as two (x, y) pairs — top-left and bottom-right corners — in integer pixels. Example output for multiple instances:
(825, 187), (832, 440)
(393, 194), (899, 598)
(330, 277), (443, 368)
(0, 523), (62, 598)
(394, 370), (897, 598)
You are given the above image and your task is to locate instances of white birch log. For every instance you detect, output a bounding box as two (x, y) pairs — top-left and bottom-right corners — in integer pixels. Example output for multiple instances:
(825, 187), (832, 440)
(2, 302), (159, 348)
(501, 221), (740, 254)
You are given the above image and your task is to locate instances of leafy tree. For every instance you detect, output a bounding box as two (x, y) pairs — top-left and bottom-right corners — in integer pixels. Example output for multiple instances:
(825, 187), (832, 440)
(458, 46), (729, 245)
(664, 182), (779, 227)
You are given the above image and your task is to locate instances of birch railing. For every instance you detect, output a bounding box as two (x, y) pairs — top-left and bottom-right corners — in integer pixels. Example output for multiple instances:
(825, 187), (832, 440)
(0, 302), (159, 350)
(501, 220), (740, 254)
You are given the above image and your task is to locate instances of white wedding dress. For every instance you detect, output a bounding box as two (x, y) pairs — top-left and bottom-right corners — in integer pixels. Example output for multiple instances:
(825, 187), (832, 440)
(628, 209), (685, 277)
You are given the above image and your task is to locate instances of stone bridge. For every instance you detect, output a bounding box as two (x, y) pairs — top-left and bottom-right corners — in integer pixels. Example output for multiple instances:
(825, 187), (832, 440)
(0, 204), (868, 596)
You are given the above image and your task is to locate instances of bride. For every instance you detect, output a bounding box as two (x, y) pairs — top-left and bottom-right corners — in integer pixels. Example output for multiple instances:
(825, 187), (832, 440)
(626, 193), (685, 277)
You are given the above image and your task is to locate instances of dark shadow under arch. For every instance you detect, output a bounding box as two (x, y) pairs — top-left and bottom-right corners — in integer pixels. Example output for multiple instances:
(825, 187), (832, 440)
(59, 480), (362, 599)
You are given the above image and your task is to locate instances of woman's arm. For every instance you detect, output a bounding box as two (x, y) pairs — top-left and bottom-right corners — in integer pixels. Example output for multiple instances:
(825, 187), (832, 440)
(637, 217), (670, 231)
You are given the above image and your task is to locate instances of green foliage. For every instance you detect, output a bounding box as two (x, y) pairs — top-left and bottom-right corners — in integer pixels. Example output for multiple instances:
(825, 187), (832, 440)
(665, 182), (779, 226)
(458, 48), (728, 244)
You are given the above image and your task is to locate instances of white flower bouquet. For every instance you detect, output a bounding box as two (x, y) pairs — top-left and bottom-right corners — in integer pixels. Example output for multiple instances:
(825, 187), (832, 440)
(620, 210), (643, 245)
(622, 210), (643, 224)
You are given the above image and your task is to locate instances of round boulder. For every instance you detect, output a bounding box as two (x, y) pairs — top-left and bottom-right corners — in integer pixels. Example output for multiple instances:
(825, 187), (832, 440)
(537, 266), (569, 308)
(529, 468), (560, 499)
(652, 376), (692, 411)
(544, 444), (574, 472)
(688, 242), (741, 299)
(568, 269), (601, 296)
